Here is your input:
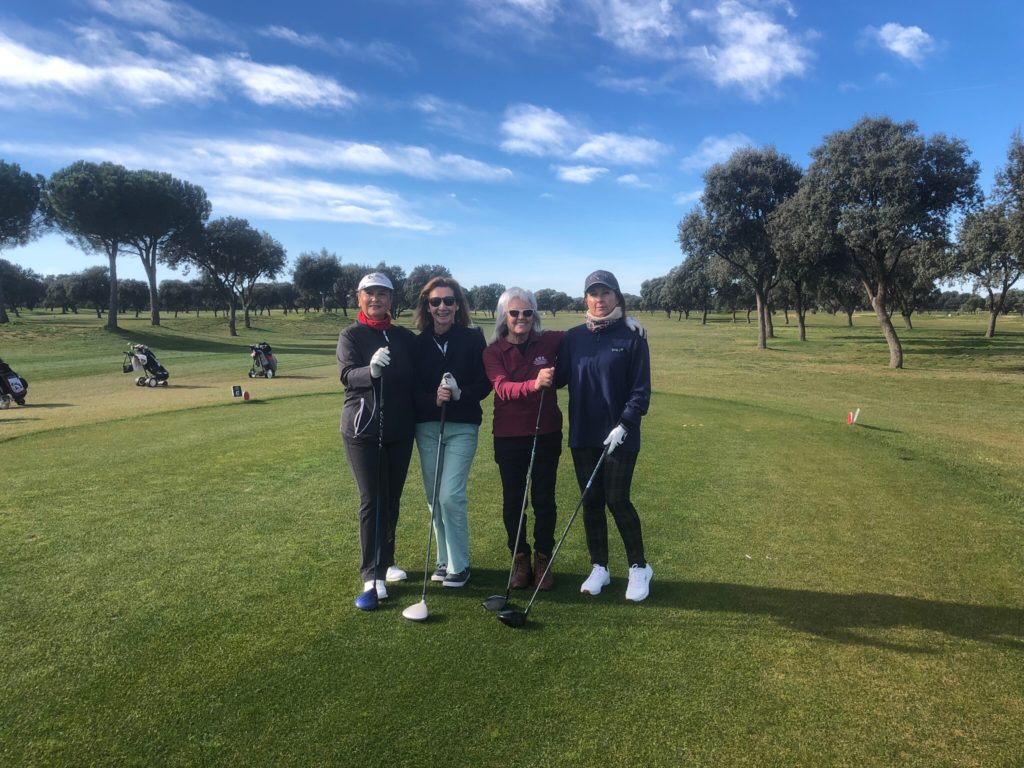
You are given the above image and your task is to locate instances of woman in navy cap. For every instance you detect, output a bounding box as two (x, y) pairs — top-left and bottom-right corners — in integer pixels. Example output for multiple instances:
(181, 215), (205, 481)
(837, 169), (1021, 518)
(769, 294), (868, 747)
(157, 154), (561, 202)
(337, 272), (418, 607)
(556, 270), (654, 601)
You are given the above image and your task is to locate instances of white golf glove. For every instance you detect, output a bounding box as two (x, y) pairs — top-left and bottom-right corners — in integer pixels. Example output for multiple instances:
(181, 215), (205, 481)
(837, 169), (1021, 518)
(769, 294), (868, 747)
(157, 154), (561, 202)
(369, 347), (390, 378)
(625, 315), (647, 339)
(440, 372), (461, 401)
(603, 424), (628, 455)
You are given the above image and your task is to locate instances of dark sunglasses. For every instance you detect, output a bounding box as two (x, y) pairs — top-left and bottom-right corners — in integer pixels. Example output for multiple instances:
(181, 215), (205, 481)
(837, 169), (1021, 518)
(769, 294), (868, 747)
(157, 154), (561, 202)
(428, 296), (457, 307)
(508, 309), (534, 318)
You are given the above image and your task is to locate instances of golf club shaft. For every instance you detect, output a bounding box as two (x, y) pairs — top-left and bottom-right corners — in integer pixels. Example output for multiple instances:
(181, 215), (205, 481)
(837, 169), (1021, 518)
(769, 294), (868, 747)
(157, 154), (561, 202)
(418, 403), (447, 600)
(521, 445), (609, 615)
(503, 388), (546, 594)
(371, 334), (388, 589)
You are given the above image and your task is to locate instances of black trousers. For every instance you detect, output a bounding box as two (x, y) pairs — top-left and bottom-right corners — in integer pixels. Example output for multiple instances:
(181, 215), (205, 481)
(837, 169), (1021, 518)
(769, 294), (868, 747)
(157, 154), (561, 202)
(494, 431), (562, 556)
(570, 447), (645, 568)
(344, 436), (414, 582)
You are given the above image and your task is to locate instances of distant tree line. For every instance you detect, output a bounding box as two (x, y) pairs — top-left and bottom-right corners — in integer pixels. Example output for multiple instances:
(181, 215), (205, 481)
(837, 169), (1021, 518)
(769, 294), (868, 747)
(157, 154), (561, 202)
(2, 115), (1021, 357)
(662, 117), (1023, 367)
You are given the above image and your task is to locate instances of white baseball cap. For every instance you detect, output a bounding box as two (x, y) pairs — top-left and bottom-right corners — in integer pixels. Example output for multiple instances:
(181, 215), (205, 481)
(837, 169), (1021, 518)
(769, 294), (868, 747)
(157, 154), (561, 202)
(358, 272), (394, 291)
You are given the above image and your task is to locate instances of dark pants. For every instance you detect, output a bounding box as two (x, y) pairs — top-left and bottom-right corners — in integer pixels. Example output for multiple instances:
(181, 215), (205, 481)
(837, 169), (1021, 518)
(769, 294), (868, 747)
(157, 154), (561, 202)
(570, 447), (645, 568)
(344, 436), (414, 582)
(494, 431), (562, 556)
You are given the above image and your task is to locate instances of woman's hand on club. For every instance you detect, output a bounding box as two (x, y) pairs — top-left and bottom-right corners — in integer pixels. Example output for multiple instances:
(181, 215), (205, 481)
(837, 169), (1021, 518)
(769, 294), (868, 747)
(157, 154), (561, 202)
(534, 367), (554, 390)
(369, 346), (390, 378)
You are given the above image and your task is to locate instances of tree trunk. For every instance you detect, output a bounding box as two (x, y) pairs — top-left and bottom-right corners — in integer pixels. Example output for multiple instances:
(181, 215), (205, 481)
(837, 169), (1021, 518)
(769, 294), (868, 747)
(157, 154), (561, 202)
(845, 310), (854, 327)
(764, 301), (775, 338)
(783, 308), (790, 325)
(902, 312), (913, 330)
(868, 282), (903, 368)
(142, 247), (160, 326)
(986, 309), (998, 338)
(702, 308), (708, 325)
(107, 246), (119, 330)
(0, 277), (9, 323)
(797, 311), (807, 341)
(244, 305), (252, 329)
(754, 290), (767, 349)
(228, 301), (238, 336)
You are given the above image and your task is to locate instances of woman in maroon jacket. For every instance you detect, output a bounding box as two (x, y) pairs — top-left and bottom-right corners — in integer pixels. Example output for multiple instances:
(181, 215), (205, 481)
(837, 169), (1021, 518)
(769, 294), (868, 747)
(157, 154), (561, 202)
(482, 287), (564, 590)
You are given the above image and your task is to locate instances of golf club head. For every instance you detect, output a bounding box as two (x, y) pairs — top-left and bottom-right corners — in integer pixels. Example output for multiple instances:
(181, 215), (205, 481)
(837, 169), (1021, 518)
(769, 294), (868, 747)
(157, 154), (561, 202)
(497, 608), (528, 628)
(402, 600), (429, 622)
(354, 588), (379, 611)
(481, 594), (507, 612)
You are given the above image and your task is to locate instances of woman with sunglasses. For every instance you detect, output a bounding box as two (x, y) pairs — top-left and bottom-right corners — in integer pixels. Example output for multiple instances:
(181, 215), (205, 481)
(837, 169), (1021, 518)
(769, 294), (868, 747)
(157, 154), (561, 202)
(336, 272), (418, 606)
(482, 287), (565, 590)
(556, 270), (653, 602)
(412, 277), (492, 588)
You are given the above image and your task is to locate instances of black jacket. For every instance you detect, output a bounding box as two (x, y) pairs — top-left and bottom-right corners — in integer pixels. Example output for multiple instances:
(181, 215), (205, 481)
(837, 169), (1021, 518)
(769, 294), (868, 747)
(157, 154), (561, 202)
(337, 321), (417, 442)
(414, 323), (492, 425)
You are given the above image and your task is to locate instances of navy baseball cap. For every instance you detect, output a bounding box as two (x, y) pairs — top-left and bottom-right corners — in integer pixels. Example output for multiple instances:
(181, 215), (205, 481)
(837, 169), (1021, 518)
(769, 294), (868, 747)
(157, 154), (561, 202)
(584, 270), (620, 292)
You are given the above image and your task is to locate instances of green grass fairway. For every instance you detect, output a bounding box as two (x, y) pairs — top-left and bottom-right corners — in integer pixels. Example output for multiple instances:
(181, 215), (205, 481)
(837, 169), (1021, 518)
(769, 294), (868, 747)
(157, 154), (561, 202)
(2, 310), (1022, 767)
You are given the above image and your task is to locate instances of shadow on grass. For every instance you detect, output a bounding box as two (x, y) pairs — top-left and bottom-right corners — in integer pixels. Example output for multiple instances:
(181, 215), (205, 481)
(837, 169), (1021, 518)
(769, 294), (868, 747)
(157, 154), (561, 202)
(856, 424), (901, 434)
(20, 403), (73, 409)
(652, 581), (1024, 653)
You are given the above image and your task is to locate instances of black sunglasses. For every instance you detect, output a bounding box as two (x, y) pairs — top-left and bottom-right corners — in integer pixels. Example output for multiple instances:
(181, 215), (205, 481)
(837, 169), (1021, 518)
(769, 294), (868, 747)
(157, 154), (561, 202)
(508, 309), (534, 318)
(428, 296), (457, 307)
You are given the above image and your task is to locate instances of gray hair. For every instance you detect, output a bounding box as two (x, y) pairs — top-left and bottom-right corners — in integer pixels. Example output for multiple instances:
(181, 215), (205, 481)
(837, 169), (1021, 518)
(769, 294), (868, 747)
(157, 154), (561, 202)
(491, 287), (543, 343)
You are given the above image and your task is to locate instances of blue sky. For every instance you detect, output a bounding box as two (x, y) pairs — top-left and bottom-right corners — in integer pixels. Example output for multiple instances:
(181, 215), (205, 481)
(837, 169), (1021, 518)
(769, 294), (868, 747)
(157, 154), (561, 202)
(1, 0), (1020, 296)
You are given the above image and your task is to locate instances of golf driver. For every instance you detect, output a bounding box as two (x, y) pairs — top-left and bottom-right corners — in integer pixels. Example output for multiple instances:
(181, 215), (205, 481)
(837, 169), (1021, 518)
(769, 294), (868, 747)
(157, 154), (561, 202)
(403, 403), (447, 622)
(483, 389), (546, 612)
(356, 336), (388, 611)
(498, 445), (609, 628)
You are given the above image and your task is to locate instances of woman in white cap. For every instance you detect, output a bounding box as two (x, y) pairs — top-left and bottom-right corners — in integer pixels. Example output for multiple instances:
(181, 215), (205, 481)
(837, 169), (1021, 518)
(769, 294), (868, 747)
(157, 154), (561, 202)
(412, 276), (491, 588)
(336, 272), (418, 607)
(555, 270), (654, 602)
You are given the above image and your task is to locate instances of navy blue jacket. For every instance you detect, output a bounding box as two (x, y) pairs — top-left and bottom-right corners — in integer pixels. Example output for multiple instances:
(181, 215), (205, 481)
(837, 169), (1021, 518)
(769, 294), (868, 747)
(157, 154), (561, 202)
(555, 318), (651, 451)
(414, 324), (492, 425)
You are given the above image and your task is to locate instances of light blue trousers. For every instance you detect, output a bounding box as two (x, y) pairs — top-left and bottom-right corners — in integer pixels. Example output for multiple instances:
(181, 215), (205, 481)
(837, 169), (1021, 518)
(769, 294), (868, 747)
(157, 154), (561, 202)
(415, 421), (479, 575)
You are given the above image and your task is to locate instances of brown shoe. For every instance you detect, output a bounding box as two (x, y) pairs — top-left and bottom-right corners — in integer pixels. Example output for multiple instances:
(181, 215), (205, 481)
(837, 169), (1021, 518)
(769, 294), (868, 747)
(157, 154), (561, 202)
(534, 551), (554, 590)
(510, 552), (532, 589)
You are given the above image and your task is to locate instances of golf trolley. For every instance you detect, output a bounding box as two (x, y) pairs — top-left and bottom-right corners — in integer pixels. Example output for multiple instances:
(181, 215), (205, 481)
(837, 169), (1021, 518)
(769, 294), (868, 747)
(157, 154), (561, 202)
(248, 342), (277, 379)
(122, 344), (169, 387)
(0, 357), (28, 408)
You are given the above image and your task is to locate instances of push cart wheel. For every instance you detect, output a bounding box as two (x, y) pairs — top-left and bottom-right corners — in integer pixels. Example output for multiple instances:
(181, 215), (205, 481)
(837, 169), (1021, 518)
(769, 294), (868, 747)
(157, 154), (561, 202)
(248, 371), (256, 378)
(0, 395), (10, 410)
(136, 377), (146, 386)
(266, 369), (274, 379)
(161, 380), (169, 386)
(147, 377), (158, 388)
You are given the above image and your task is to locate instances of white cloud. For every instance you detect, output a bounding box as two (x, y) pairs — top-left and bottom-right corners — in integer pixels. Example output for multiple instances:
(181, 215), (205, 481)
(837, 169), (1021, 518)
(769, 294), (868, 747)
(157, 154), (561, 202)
(0, 133), (513, 183)
(555, 165), (608, 183)
(680, 133), (754, 171)
(260, 26), (415, 70)
(673, 189), (703, 205)
(466, 0), (561, 28)
(222, 58), (356, 109)
(500, 104), (581, 156)
(212, 175), (433, 231)
(501, 103), (666, 174)
(574, 132), (668, 164)
(414, 95), (489, 141)
(869, 23), (935, 65)
(688, 0), (812, 100)
(85, 0), (233, 41)
(0, 31), (356, 111)
(585, 0), (683, 59)
(617, 173), (652, 188)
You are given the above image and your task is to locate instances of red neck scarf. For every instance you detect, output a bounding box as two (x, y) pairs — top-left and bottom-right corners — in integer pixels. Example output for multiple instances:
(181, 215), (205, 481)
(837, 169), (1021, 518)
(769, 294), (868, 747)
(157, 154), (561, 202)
(358, 310), (392, 331)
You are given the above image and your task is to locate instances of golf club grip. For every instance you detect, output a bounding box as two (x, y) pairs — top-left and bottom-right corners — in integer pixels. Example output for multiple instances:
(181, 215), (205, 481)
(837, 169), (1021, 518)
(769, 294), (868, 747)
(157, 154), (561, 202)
(522, 446), (609, 613)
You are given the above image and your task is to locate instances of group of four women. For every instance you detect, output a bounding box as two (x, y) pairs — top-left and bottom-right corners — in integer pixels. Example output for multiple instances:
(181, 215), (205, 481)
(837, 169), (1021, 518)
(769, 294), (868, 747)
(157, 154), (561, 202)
(336, 269), (653, 610)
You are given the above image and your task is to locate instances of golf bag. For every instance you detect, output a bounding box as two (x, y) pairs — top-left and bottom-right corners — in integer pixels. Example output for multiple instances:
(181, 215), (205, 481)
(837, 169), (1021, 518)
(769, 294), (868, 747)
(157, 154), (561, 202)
(248, 342), (277, 378)
(122, 344), (170, 387)
(0, 357), (28, 408)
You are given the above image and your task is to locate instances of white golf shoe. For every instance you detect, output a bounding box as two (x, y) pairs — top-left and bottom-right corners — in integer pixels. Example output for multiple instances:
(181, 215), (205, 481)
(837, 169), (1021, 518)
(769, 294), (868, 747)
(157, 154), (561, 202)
(580, 564), (611, 595)
(625, 563), (653, 602)
(385, 566), (407, 582)
(363, 579), (388, 600)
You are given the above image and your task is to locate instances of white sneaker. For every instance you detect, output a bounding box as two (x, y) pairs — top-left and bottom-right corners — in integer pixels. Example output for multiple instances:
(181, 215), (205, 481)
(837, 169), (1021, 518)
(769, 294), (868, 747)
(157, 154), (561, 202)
(625, 563), (653, 602)
(580, 564), (611, 595)
(363, 579), (388, 600)
(385, 565), (407, 582)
